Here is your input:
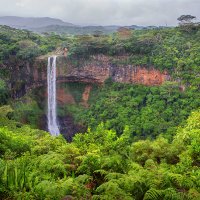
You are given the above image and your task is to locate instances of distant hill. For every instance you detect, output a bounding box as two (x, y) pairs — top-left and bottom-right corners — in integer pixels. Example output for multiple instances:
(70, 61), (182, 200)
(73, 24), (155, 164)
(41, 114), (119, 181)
(30, 24), (151, 35)
(0, 16), (74, 29)
(32, 25), (167, 35)
(0, 16), (167, 35)
(31, 25), (121, 35)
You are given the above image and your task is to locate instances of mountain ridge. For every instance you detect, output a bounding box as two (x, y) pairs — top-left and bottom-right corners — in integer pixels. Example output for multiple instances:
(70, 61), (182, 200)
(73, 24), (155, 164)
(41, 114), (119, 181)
(0, 16), (168, 35)
(0, 16), (74, 29)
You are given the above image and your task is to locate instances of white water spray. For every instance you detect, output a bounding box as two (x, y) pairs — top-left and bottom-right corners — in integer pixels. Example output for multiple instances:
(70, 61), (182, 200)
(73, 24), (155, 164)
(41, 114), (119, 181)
(47, 56), (60, 136)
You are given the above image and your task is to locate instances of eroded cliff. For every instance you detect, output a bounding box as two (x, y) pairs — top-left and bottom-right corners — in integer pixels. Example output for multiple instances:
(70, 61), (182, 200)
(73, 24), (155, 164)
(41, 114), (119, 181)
(9, 54), (170, 99)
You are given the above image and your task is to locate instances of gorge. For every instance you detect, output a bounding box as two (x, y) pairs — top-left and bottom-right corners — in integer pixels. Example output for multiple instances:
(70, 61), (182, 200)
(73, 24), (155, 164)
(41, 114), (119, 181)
(8, 54), (171, 138)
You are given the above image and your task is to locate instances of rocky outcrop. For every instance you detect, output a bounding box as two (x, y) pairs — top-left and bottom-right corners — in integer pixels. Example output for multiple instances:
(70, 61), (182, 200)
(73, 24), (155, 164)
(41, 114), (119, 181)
(9, 54), (170, 98)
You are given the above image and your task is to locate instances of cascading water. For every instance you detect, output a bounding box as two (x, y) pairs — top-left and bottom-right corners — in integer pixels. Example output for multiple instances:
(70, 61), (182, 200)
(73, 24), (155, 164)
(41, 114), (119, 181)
(47, 56), (60, 136)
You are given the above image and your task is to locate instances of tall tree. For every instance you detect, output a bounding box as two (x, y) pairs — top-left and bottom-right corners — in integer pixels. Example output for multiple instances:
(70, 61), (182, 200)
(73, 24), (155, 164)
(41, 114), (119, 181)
(177, 15), (199, 33)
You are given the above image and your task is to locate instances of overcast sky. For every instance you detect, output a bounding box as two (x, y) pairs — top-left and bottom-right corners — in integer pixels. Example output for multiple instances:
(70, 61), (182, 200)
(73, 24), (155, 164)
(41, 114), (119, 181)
(1, 0), (199, 26)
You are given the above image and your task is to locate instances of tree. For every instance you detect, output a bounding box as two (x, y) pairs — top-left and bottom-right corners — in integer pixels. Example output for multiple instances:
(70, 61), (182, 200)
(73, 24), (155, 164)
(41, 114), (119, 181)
(177, 15), (199, 33)
(177, 15), (196, 24)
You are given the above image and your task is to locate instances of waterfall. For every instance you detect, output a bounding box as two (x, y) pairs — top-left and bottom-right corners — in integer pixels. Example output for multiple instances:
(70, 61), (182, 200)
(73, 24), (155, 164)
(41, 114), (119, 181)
(47, 56), (60, 136)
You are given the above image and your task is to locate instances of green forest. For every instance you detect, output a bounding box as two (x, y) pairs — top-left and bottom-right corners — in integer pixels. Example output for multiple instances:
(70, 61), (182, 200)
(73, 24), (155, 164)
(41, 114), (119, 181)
(0, 15), (200, 199)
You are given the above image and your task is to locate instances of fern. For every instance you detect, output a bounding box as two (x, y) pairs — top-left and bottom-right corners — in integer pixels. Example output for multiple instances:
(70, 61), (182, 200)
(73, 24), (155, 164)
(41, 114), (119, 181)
(94, 180), (133, 200)
(163, 188), (183, 200)
(144, 189), (163, 200)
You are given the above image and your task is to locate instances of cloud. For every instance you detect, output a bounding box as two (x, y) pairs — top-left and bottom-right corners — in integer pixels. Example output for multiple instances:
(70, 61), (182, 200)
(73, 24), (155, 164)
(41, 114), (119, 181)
(1, 0), (200, 25)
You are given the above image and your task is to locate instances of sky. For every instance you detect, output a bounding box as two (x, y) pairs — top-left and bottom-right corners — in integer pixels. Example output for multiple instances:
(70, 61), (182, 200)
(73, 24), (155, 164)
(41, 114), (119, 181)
(0, 0), (200, 26)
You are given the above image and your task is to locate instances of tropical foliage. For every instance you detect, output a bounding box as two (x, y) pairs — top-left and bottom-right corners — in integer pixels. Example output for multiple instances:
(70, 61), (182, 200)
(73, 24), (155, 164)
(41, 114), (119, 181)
(0, 108), (199, 199)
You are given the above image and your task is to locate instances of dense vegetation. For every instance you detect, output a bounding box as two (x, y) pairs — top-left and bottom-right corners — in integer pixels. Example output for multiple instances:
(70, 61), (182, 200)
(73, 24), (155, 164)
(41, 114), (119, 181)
(0, 107), (200, 199)
(77, 82), (200, 140)
(0, 20), (200, 199)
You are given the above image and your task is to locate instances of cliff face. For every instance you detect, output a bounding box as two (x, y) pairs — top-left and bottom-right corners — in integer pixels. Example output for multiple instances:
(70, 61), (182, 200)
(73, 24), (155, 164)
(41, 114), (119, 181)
(36, 55), (169, 84)
(9, 54), (170, 98)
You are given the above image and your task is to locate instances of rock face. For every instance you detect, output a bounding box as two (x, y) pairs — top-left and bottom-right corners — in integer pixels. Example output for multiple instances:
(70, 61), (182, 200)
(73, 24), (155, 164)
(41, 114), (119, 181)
(56, 88), (75, 105)
(8, 54), (170, 98)
(55, 55), (170, 86)
(58, 115), (86, 142)
(80, 85), (92, 108)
